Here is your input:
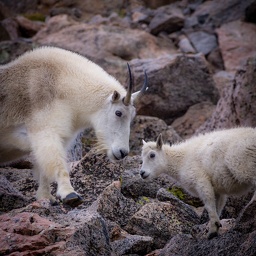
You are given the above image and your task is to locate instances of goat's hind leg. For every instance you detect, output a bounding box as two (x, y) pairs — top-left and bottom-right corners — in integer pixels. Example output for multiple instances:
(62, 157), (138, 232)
(0, 125), (31, 164)
(196, 179), (221, 239)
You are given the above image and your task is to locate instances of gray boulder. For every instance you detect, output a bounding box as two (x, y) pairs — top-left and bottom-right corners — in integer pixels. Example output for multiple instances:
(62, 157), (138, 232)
(131, 54), (219, 124)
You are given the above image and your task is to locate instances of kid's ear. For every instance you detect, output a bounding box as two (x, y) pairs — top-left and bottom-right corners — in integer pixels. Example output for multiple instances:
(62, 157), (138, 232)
(112, 90), (120, 102)
(156, 134), (163, 150)
(142, 139), (146, 145)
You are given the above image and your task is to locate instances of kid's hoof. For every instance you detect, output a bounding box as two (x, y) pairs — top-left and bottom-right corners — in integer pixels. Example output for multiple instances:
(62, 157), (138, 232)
(62, 192), (83, 207)
(215, 221), (222, 228)
(208, 232), (218, 240)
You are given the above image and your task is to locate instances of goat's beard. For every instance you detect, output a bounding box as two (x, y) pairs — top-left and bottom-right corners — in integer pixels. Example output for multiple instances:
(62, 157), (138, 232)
(93, 131), (109, 156)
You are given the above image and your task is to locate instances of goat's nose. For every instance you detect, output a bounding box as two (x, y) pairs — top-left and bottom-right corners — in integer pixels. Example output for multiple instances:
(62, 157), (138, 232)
(120, 149), (128, 159)
(140, 170), (145, 176)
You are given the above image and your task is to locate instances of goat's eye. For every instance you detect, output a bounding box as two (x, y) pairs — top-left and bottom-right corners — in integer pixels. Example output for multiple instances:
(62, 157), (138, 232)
(115, 110), (122, 117)
(150, 153), (155, 159)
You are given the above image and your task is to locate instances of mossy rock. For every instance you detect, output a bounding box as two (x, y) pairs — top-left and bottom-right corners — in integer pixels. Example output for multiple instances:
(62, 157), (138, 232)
(168, 186), (203, 208)
(0, 50), (10, 64)
(23, 13), (46, 22)
(137, 196), (154, 206)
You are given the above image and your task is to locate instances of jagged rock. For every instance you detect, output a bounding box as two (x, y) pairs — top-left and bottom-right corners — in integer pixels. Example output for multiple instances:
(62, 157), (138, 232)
(130, 115), (181, 155)
(33, 14), (175, 84)
(186, 30), (217, 55)
(69, 150), (126, 207)
(125, 201), (200, 249)
(121, 170), (175, 199)
(158, 201), (256, 256)
(154, 197), (256, 256)
(156, 187), (203, 208)
(89, 12), (130, 27)
(0, 21), (12, 41)
(188, 0), (255, 28)
(64, 210), (112, 256)
(143, 0), (178, 9)
(0, 0), (38, 15)
(0, 211), (75, 256)
(245, 0), (256, 23)
(16, 15), (45, 38)
(91, 182), (154, 255)
(206, 47), (225, 71)
(212, 71), (235, 99)
(94, 181), (141, 227)
(0, 2), (13, 20)
(0, 167), (37, 200)
(171, 101), (216, 138)
(0, 174), (29, 212)
(149, 4), (184, 35)
(197, 56), (256, 132)
(0, 40), (34, 64)
(234, 200), (256, 233)
(131, 54), (218, 124)
(112, 234), (153, 255)
(178, 35), (196, 53)
(216, 20), (256, 72)
(0, 199), (112, 255)
(49, 7), (82, 19)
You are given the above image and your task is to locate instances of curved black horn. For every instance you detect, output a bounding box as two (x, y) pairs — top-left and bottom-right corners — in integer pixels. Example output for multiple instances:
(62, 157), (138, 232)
(123, 63), (133, 106)
(141, 70), (148, 94)
(132, 70), (148, 102)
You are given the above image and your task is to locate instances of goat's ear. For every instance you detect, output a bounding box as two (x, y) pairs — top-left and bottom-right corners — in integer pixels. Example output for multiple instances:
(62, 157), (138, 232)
(156, 134), (163, 150)
(112, 90), (120, 102)
(142, 139), (146, 146)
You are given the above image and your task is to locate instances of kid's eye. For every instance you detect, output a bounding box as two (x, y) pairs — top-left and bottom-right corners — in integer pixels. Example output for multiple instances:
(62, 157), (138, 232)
(150, 153), (155, 159)
(115, 110), (122, 117)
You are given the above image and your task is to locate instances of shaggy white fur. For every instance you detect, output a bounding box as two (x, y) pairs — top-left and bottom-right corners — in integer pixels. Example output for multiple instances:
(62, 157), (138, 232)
(0, 46), (146, 206)
(140, 127), (256, 238)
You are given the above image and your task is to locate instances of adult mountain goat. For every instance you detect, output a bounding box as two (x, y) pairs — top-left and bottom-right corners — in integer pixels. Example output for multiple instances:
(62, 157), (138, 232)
(0, 46), (148, 207)
(140, 128), (256, 239)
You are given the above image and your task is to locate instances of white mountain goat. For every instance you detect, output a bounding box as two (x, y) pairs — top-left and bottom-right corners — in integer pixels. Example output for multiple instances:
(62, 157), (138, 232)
(140, 128), (256, 239)
(0, 46), (148, 207)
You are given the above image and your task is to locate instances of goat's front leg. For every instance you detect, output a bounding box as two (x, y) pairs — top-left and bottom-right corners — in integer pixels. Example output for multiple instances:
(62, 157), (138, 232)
(30, 131), (83, 207)
(215, 194), (227, 217)
(196, 179), (221, 239)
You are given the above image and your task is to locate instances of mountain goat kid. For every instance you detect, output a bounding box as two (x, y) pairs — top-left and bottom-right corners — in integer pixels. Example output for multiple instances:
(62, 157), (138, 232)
(140, 128), (256, 239)
(0, 46), (148, 207)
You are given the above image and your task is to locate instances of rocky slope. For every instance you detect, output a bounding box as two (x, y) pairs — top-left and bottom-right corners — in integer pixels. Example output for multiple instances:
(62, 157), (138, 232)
(1, 0), (256, 255)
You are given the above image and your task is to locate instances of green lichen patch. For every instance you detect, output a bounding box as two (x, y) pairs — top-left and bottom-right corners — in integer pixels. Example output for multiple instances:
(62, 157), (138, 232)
(137, 196), (151, 206)
(167, 186), (203, 208)
(168, 186), (185, 200)
(23, 13), (46, 22)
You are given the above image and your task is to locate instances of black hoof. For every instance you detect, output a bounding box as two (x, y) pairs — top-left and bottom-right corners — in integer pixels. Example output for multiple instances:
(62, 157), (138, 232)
(208, 232), (218, 240)
(50, 198), (59, 206)
(63, 192), (84, 207)
(215, 221), (222, 228)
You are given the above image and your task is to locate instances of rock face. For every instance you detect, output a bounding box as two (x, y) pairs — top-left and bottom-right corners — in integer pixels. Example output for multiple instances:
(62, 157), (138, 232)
(197, 56), (256, 132)
(172, 101), (216, 138)
(1, 0), (256, 255)
(158, 201), (256, 256)
(32, 14), (175, 84)
(0, 174), (29, 212)
(0, 211), (75, 256)
(216, 20), (256, 72)
(125, 200), (200, 248)
(148, 4), (184, 35)
(131, 54), (218, 124)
